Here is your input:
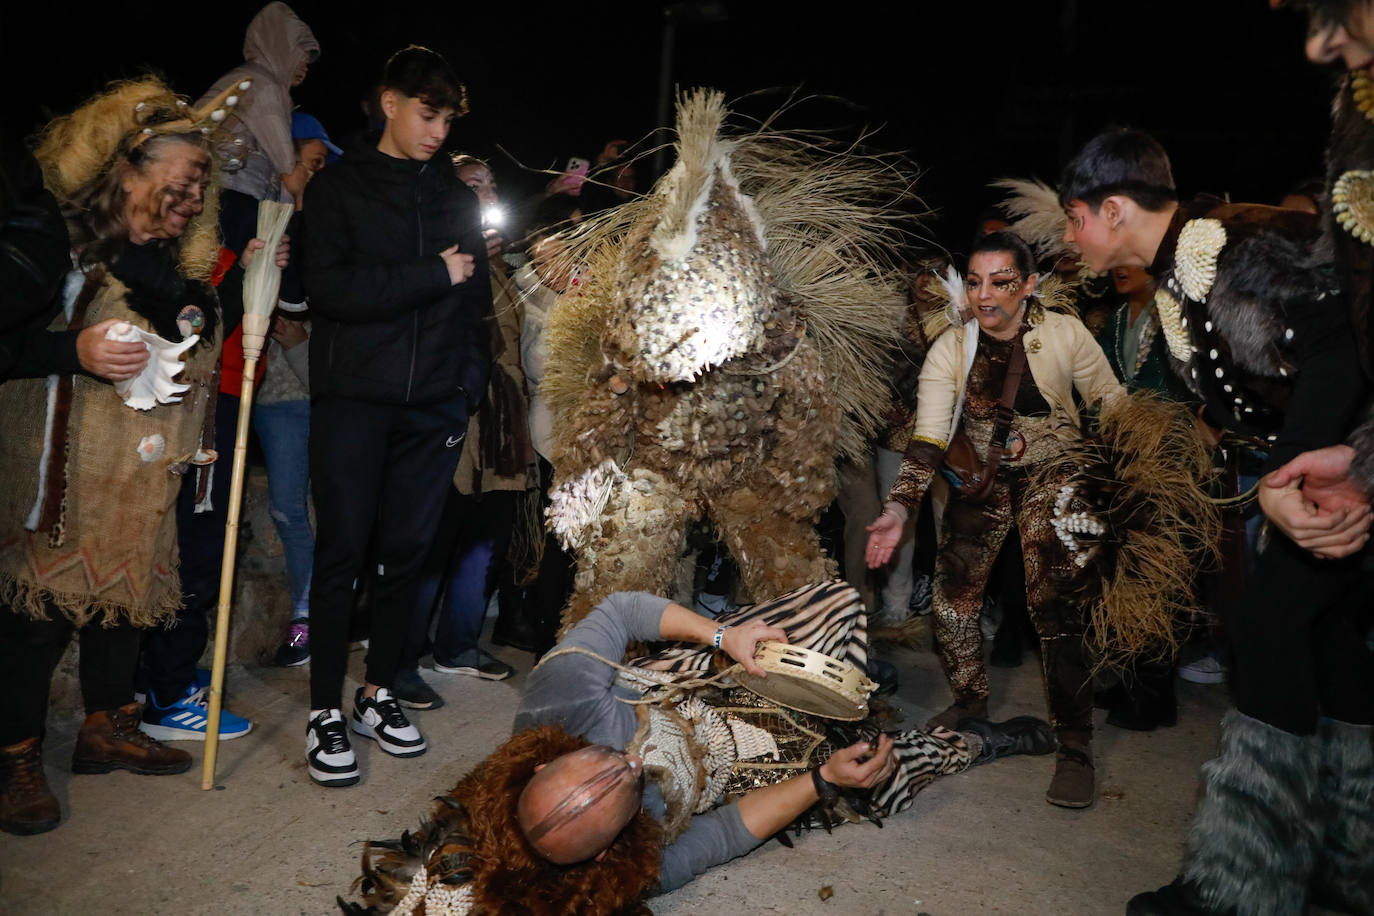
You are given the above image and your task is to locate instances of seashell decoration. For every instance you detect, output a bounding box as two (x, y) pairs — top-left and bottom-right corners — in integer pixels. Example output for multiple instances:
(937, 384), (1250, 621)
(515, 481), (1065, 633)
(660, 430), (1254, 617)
(136, 434), (166, 463)
(1152, 289), (1195, 362)
(1332, 169), (1374, 245)
(1050, 483), (1106, 568)
(1174, 218), (1226, 303)
(1352, 69), (1374, 126)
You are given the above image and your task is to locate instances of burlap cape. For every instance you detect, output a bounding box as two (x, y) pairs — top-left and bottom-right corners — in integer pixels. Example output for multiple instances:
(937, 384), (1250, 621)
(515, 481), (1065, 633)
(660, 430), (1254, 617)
(0, 268), (220, 626)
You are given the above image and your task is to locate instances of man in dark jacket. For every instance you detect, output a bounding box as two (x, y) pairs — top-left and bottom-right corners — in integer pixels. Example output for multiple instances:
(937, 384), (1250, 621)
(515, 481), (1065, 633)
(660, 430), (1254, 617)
(1055, 127), (1373, 915)
(301, 45), (491, 787)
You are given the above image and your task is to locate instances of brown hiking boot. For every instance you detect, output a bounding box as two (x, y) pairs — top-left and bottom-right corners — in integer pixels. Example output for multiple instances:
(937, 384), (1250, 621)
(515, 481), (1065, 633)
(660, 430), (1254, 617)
(0, 738), (60, 835)
(1046, 730), (1095, 808)
(71, 703), (191, 776)
(925, 694), (989, 731)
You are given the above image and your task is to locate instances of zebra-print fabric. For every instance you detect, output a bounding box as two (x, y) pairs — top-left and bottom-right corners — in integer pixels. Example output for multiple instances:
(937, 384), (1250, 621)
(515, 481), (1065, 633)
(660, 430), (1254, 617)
(628, 579), (975, 814)
(629, 579), (869, 675)
(870, 725), (974, 815)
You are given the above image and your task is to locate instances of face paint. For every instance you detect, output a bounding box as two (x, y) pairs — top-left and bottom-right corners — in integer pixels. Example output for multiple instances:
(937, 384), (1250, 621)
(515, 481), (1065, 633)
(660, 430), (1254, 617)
(967, 252), (1033, 339)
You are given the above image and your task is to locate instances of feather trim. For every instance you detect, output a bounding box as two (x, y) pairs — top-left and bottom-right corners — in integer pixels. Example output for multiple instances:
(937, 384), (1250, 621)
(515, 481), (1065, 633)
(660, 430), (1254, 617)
(1033, 392), (1221, 667)
(991, 177), (1070, 262)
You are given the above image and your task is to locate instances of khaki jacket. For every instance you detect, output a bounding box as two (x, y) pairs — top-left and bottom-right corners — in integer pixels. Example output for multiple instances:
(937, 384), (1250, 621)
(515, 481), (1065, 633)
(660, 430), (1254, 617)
(913, 309), (1123, 450)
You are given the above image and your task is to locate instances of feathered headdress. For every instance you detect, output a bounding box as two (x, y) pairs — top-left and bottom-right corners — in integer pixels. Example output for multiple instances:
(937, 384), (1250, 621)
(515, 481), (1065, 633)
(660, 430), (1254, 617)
(918, 262), (1078, 343)
(991, 178), (1072, 263)
(919, 264), (973, 341)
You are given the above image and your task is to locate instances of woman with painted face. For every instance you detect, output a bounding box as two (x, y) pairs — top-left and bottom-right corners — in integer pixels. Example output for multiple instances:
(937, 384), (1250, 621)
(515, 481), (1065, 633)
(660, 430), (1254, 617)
(0, 79), (281, 836)
(866, 230), (1123, 809)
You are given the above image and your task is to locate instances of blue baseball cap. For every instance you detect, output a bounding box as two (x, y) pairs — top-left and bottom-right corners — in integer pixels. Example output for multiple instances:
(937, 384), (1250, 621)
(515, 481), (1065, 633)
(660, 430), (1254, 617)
(291, 111), (342, 161)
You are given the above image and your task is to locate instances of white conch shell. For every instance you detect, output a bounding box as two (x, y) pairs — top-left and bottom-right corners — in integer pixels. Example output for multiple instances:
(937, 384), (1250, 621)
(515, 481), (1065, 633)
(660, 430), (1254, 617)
(105, 322), (199, 411)
(1174, 218), (1226, 302)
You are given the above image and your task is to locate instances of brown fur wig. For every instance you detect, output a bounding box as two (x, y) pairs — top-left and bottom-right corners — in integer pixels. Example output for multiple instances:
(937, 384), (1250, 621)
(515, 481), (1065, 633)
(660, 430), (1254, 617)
(345, 726), (663, 915)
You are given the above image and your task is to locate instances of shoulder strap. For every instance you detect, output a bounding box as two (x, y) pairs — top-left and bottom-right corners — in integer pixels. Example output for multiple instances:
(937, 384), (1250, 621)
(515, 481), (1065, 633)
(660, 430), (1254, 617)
(973, 328), (1028, 494)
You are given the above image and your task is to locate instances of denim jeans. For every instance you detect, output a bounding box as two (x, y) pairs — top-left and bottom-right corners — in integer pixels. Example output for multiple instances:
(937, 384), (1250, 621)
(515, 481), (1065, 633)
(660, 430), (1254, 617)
(407, 490), (517, 666)
(253, 399), (313, 617)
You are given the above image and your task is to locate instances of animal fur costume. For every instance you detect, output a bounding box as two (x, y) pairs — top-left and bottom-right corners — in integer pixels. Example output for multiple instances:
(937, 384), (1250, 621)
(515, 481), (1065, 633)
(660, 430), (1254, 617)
(0, 78), (241, 626)
(1123, 65), (1374, 911)
(543, 90), (916, 629)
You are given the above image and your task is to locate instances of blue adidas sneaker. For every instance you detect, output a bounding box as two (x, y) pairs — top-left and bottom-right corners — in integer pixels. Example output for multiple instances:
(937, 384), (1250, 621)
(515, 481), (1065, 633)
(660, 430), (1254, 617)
(140, 684), (252, 741)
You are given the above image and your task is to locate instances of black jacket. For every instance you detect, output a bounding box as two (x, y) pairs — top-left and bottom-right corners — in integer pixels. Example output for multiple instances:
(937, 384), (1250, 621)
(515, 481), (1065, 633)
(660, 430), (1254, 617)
(302, 144), (492, 406)
(0, 134), (77, 382)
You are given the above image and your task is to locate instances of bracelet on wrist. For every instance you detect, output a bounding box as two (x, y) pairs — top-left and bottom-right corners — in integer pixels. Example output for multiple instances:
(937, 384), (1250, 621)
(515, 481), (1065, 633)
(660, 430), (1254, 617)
(713, 624), (729, 650)
(811, 765), (839, 802)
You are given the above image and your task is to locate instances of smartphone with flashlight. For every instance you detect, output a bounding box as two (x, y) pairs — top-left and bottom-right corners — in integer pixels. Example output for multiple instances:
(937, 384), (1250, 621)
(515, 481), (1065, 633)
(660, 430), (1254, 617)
(564, 156), (590, 195)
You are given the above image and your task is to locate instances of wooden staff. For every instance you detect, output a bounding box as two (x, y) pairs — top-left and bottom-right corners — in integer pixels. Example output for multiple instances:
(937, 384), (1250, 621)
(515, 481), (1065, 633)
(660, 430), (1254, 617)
(202, 200), (293, 789)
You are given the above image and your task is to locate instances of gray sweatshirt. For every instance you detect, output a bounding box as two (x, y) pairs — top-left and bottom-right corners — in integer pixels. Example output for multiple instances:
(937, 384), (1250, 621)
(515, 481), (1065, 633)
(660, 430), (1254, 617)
(514, 592), (762, 893)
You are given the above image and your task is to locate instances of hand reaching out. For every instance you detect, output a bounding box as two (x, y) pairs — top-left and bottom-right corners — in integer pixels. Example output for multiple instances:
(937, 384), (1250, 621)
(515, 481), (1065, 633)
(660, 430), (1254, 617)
(864, 501), (910, 568)
(270, 315), (309, 349)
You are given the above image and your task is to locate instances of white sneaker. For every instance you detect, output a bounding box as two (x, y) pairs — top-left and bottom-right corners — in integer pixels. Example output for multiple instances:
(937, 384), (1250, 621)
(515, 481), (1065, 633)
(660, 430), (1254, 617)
(1178, 654), (1226, 685)
(350, 687), (427, 757)
(306, 709), (359, 787)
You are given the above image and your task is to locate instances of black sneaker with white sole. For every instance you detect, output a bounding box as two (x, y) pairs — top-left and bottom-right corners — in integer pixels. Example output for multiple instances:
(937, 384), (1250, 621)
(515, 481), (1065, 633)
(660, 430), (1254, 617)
(305, 709), (359, 787)
(433, 649), (514, 681)
(349, 687), (427, 757)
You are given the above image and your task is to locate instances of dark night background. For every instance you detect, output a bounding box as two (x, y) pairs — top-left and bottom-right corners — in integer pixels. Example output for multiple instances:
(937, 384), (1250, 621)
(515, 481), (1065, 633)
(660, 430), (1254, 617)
(3, 0), (1341, 256)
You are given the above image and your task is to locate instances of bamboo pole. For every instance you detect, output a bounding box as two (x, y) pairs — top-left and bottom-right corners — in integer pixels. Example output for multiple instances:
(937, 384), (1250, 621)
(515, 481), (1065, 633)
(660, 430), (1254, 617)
(199, 199), (290, 789)
(201, 353), (260, 790)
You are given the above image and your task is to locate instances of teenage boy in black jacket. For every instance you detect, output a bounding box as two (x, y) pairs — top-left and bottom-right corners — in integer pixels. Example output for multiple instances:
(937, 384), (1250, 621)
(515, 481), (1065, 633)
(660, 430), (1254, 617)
(300, 46), (491, 787)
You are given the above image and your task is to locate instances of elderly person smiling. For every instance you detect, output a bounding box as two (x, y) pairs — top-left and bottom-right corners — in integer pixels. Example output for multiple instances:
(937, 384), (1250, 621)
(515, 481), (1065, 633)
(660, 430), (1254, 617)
(0, 78), (283, 836)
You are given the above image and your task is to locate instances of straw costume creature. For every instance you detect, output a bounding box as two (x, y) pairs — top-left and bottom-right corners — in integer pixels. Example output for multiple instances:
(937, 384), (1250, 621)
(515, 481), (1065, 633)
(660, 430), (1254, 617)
(543, 90), (918, 630)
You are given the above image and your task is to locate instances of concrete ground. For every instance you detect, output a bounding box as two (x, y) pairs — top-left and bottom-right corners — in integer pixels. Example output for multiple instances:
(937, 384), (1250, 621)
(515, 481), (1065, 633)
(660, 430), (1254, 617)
(0, 629), (1235, 915)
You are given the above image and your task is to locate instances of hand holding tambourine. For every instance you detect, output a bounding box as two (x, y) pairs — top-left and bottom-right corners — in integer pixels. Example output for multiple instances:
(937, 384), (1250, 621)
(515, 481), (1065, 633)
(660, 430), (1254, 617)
(719, 622), (788, 677)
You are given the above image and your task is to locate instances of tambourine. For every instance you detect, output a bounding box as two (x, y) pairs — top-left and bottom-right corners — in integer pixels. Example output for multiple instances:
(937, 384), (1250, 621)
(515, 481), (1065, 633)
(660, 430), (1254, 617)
(732, 642), (877, 721)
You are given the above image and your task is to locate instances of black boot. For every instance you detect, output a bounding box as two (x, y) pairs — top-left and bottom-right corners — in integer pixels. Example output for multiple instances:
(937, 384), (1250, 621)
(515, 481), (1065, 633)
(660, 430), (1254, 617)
(491, 591), (541, 654)
(1129, 709), (1321, 915)
(1105, 660), (1177, 732)
(867, 657), (899, 697)
(1124, 878), (1216, 915)
(956, 715), (1057, 764)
